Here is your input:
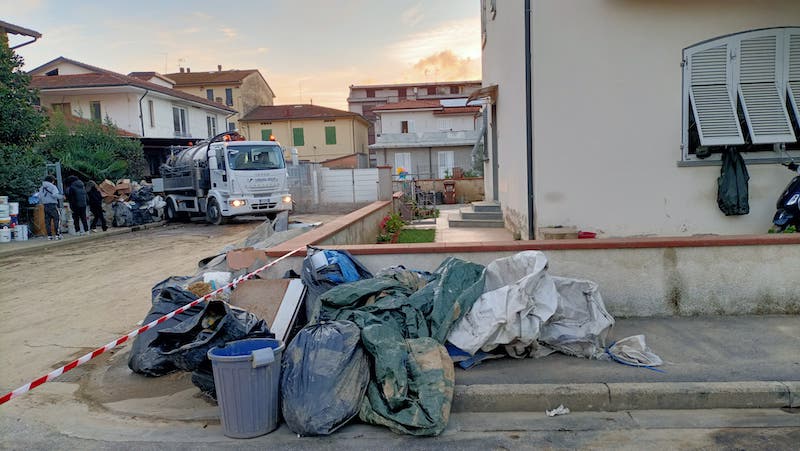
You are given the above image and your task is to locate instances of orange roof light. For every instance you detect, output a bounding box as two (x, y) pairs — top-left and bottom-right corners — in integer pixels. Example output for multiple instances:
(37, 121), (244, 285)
(269, 134), (276, 141)
(223, 134), (231, 142)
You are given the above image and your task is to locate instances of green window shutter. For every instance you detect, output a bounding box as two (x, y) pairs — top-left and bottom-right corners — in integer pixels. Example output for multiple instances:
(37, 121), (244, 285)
(325, 126), (336, 145)
(293, 127), (305, 146)
(261, 129), (272, 140)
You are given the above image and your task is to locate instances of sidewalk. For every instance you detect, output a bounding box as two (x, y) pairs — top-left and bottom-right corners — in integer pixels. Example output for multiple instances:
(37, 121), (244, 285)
(453, 315), (800, 412)
(0, 221), (167, 259)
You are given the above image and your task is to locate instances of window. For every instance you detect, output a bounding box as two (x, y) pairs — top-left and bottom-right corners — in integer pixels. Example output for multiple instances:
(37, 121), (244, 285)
(400, 120), (415, 133)
(206, 89), (214, 101)
(90, 101), (101, 122)
(261, 129), (273, 140)
(427, 87), (435, 96)
(437, 151), (455, 178)
(207, 116), (217, 138)
(51, 103), (71, 116)
(450, 86), (460, 94)
(225, 88), (233, 106)
(395, 152), (412, 175)
(366, 88), (376, 98)
(227, 145), (285, 170)
(292, 127), (305, 146)
(325, 126), (336, 145)
(228, 122), (236, 131)
(682, 27), (800, 161)
(172, 106), (188, 136)
(148, 100), (155, 127)
(398, 88), (406, 100)
(45, 68), (59, 76)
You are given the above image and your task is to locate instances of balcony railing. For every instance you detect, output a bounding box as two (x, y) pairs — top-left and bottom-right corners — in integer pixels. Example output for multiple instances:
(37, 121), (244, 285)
(372, 130), (481, 148)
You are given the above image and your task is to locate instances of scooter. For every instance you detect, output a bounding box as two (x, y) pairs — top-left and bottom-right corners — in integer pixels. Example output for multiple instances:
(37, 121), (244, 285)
(772, 161), (800, 232)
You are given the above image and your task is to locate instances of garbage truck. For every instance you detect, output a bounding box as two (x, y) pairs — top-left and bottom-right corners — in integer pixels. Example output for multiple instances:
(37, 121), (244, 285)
(160, 132), (292, 225)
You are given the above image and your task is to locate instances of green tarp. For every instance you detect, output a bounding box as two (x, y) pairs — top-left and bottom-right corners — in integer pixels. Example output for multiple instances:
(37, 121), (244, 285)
(314, 257), (485, 436)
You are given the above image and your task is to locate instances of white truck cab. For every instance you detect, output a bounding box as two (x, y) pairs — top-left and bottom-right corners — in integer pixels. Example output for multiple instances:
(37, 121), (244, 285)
(161, 135), (292, 224)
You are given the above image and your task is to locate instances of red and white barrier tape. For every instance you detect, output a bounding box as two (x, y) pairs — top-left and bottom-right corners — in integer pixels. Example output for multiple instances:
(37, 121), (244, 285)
(0, 246), (305, 406)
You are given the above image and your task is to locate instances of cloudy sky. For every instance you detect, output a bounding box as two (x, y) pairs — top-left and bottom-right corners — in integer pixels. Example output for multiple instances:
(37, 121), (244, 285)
(3, 0), (481, 110)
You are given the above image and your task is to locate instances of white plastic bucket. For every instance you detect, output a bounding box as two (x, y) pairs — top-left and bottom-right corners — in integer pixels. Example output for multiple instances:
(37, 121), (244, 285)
(13, 225), (28, 241)
(0, 195), (8, 204)
(0, 228), (11, 243)
(9, 202), (19, 216)
(0, 204), (9, 218)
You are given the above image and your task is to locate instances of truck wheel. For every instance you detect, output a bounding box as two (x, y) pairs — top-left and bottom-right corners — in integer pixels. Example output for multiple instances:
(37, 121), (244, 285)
(165, 199), (178, 222)
(206, 198), (226, 225)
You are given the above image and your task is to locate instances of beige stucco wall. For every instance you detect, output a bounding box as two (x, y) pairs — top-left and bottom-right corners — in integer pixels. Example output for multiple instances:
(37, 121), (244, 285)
(173, 72), (274, 128)
(529, 0), (800, 237)
(241, 117), (369, 162)
(481, 0), (529, 237)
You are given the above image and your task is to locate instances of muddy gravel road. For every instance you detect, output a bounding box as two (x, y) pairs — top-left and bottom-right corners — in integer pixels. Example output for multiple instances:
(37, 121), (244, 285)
(0, 222), (262, 392)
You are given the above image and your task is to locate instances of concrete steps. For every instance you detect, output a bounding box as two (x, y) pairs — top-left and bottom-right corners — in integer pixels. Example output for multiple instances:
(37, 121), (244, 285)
(448, 202), (504, 228)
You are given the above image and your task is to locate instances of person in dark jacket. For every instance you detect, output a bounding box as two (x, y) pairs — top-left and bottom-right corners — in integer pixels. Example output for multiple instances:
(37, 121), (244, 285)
(67, 177), (90, 235)
(86, 181), (108, 232)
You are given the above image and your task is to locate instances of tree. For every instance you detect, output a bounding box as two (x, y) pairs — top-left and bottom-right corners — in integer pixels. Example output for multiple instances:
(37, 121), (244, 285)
(0, 34), (45, 145)
(39, 113), (146, 182)
(0, 35), (47, 202)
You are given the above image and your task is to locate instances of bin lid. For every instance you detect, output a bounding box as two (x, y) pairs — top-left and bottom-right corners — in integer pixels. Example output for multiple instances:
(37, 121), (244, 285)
(208, 338), (283, 362)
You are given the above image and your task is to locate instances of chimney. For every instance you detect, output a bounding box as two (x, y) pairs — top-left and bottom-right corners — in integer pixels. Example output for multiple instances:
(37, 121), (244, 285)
(179, 67), (185, 73)
(218, 64), (222, 71)
(187, 67), (191, 73)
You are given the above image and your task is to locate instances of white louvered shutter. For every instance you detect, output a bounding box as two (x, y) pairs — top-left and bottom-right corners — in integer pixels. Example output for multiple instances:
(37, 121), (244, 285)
(737, 33), (796, 143)
(689, 44), (744, 146)
(787, 30), (800, 125)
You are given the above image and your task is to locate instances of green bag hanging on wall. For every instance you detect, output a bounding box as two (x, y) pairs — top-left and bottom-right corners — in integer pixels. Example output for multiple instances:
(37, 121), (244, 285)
(717, 148), (750, 216)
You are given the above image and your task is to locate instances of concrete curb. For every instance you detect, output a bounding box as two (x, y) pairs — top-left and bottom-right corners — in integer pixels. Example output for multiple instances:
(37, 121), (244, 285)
(452, 381), (800, 413)
(0, 221), (169, 259)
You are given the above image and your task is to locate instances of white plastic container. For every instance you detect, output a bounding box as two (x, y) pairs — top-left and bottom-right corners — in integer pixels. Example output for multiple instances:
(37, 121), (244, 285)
(0, 228), (11, 243)
(13, 225), (28, 241)
(9, 202), (19, 216)
(0, 204), (9, 218)
(0, 195), (8, 204)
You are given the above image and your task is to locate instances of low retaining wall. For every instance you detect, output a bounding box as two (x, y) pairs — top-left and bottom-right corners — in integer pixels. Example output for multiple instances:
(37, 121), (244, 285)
(266, 234), (800, 316)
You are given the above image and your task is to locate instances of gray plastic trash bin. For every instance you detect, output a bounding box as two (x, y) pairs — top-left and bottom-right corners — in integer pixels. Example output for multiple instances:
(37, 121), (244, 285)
(208, 338), (284, 438)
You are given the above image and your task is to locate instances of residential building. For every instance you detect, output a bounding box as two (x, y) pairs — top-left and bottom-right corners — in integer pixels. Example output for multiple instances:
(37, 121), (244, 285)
(370, 99), (482, 179)
(0, 19), (41, 49)
(29, 57), (236, 176)
(348, 80), (482, 145)
(165, 66), (275, 131)
(240, 104), (370, 165)
(479, 0), (800, 239)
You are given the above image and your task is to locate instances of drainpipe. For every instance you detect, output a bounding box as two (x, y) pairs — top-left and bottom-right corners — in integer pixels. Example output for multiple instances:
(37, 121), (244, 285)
(524, 0), (535, 240)
(138, 88), (150, 137)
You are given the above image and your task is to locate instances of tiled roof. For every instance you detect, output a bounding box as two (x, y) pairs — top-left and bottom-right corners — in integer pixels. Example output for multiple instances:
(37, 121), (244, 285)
(372, 100), (442, 111)
(164, 69), (259, 86)
(45, 109), (139, 137)
(127, 71), (176, 84)
(241, 104), (368, 124)
(29, 57), (235, 113)
(350, 80), (481, 90)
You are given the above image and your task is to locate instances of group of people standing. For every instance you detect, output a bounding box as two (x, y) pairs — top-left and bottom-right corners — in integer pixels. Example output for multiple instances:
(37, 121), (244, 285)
(36, 175), (108, 240)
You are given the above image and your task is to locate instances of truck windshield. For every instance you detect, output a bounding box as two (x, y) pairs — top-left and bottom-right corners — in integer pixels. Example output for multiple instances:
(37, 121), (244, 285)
(226, 145), (285, 171)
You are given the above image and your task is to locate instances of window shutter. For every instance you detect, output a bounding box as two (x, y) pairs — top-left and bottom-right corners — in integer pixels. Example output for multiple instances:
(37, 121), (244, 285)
(261, 129), (272, 141)
(688, 44), (744, 146)
(437, 150), (454, 178)
(737, 34), (796, 143)
(787, 31), (800, 125)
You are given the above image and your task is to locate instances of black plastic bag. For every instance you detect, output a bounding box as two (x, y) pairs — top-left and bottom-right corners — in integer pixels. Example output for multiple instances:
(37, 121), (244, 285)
(281, 321), (369, 436)
(718, 148), (750, 216)
(300, 246), (373, 321)
(130, 185), (155, 204)
(128, 279), (202, 376)
(151, 300), (270, 372)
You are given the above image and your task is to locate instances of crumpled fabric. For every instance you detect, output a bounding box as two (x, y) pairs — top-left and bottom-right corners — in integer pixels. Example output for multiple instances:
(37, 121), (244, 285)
(447, 251), (614, 359)
(316, 257), (485, 436)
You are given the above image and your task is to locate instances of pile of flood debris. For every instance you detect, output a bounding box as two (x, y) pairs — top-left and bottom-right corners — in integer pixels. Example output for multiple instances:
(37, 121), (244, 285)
(128, 223), (661, 437)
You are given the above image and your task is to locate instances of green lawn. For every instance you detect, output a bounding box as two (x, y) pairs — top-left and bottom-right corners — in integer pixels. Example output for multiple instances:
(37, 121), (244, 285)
(397, 228), (436, 243)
